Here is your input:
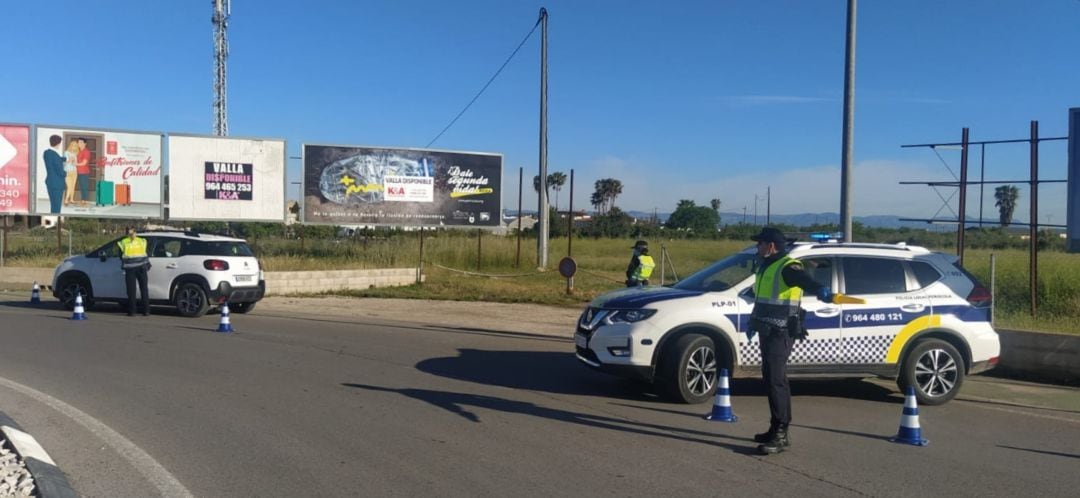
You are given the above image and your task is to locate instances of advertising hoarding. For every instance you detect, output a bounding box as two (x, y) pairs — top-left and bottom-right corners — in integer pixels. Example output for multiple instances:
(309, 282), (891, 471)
(302, 145), (502, 227)
(33, 126), (163, 218)
(1069, 108), (1079, 252)
(0, 124), (31, 214)
(167, 135), (286, 221)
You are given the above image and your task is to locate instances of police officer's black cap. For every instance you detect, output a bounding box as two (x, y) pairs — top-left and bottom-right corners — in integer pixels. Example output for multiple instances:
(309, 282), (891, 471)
(750, 227), (787, 246)
(632, 240), (648, 249)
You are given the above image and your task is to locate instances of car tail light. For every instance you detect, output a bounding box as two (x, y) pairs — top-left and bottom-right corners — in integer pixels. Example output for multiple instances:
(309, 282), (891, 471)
(204, 259), (229, 271)
(966, 284), (992, 308)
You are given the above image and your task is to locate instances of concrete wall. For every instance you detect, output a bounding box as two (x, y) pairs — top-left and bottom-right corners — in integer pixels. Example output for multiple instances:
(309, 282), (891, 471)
(0, 267), (419, 295)
(992, 329), (1080, 385)
(264, 269), (419, 295)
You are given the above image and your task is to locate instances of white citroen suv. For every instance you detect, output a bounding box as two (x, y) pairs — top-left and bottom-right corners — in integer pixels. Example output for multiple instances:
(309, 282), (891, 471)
(574, 242), (1000, 405)
(52, 231), (265, 317)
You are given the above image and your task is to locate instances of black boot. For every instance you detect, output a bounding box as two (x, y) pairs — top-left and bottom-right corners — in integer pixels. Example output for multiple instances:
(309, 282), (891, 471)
(757, 425), (790, 455)
(753, 424), (777, 443)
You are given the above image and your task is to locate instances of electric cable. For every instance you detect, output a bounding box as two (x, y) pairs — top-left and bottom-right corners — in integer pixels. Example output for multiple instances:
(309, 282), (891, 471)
(425, 15), (542, 148)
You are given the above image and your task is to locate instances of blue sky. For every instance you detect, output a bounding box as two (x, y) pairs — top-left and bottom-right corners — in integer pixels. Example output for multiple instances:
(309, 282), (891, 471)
(2, 0), (1076, 223)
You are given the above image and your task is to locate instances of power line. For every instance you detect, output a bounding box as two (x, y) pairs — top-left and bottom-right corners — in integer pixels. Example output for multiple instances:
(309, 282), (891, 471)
(425, 15), (542, 148)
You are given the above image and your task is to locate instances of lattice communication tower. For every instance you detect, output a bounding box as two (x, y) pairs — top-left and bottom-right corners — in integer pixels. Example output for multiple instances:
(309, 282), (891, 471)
(212, 0), (231, 136)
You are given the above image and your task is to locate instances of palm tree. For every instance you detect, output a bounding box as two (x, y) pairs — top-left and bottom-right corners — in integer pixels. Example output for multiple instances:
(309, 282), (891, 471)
(549, 172), (567, 211)
(598, 178), (622, 213)
(994, 185), (1019, 227)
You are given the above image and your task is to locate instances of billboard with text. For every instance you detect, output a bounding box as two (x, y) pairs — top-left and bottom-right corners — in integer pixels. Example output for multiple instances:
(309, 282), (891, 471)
(167, 134), (286, 221)
(33, 125), (163, 218)
(0, 124), (31, 214)
(302, 145), (502, 227)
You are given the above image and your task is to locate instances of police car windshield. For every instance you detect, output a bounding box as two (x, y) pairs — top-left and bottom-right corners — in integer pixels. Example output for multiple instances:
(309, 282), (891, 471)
(673, 252), (758, 292)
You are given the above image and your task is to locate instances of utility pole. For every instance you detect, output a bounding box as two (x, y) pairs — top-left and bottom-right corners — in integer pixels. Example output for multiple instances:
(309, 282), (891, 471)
(212, 0), (231, 136)
(766, 186), (771, 225)
(754, 194), (759, 226)
(536, 7), (549, 268)
(838, 0), (857, 242)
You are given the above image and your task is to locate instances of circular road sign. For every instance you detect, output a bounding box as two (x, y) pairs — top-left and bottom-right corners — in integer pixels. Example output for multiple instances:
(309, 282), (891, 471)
(558, 257), (577, 278)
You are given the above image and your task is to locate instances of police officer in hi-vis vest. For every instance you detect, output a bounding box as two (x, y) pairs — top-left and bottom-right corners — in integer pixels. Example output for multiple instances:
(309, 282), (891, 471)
(625, 240), (655, 287)
(118, 227), (151, 316)
(748, 227), (832, 455)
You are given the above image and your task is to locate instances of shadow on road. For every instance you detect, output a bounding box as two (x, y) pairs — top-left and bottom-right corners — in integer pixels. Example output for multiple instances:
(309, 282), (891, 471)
(417, 348), (899, 405)
(997, 445), (1080, 460)
(341, 382), (760, 454)
(415, 348), (656, 401)
(792, 424), (893, 443)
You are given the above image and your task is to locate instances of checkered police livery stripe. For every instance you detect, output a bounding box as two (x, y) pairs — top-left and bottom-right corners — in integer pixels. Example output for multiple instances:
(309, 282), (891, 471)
(739, 334), (895, 365)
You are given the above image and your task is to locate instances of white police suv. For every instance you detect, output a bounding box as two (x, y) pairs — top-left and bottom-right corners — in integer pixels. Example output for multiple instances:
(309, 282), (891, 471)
(574, 242), (1000, 405)
(52, 231), (265, 317)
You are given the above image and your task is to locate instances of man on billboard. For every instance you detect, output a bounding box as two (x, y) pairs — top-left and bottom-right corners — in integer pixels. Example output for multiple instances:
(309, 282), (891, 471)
(76, 138), (91, 204)
(43, 135), (66, 213)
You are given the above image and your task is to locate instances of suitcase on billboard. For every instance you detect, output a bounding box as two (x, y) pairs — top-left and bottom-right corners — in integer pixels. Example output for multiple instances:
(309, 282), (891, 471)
(115, 184), (131, 206)
(96, 180), (115, 206)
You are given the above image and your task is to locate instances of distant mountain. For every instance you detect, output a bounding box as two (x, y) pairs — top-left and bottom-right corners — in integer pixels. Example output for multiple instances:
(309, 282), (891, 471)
(508, 209), (997, 230)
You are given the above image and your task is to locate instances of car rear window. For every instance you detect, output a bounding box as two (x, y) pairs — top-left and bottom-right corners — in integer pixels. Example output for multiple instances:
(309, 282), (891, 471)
(910, 261), (942, 289)
(184, 240), (254, 257)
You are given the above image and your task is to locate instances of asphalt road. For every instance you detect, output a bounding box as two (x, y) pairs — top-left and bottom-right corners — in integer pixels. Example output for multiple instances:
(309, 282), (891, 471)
(0, 296), (1078, 497)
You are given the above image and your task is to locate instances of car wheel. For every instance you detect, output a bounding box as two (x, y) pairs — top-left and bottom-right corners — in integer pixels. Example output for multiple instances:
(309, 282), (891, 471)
(899, 339), (965, 406)
(174, 282), (210, 317)
(660, 333), (718, 404)
(58, 275), (93, 310)
(230, 302), (256, 314)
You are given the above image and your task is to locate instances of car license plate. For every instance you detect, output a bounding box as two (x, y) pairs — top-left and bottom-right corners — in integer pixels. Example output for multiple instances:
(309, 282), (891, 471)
(235, 275), (253, 282)
(575, 334), (588, 349)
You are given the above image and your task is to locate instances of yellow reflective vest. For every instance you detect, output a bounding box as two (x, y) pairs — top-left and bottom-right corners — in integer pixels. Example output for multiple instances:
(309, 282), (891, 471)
(118, 236), (149, 269)
(632, 255), (655, 281)
(751, 255), (803, 325)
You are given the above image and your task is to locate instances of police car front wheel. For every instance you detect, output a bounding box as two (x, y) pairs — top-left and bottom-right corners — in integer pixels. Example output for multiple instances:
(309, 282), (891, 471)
(660, 333), (718, 404)
(899, 339), (965, 406)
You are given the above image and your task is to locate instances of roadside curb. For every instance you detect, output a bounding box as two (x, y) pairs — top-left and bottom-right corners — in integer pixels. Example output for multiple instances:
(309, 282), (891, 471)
(0, 413), (77, 498)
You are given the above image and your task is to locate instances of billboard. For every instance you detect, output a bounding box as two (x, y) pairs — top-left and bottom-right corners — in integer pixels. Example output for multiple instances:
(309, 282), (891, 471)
(33, 125), (163, 218)
(167, 134), (287, 221)
(1069, 108), (1079, 252)
(0, 124), (31, 214)
(302, 145), (502, 227)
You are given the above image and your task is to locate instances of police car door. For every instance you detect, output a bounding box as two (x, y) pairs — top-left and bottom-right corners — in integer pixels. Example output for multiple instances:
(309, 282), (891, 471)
(788, 257), (842, 367)
(837, 256), (931, 365)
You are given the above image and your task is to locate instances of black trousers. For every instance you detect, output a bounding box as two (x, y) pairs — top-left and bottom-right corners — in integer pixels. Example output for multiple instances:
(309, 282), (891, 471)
(759, 330), (795, 426)
(124, 265), (149, 314)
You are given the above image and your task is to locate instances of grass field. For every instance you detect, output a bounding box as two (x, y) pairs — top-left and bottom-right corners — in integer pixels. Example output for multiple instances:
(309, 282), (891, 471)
(3, 229), (1077, 333)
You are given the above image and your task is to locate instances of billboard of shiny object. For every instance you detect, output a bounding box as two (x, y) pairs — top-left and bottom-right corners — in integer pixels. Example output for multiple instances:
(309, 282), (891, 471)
(33, 126), (163, 218)
(302, 145), (502, 227)
(0, 124), (31, 214)
(167, 135), (286, 222)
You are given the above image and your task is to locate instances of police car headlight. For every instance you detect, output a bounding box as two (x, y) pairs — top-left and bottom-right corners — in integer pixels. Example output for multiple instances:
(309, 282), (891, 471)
(605, 309), (657, 324)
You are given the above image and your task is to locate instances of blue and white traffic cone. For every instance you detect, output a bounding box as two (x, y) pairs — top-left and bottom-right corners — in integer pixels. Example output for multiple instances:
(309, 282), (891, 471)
(704, 368), (738, 422)
(215, 302), (233, 333)
(70, 294), (87, 321)
(30, 281), (41, 304)
(890, 386), (928, 446)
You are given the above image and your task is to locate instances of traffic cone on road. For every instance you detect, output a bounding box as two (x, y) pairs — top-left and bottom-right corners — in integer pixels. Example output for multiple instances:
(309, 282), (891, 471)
(215, 302), (233, 333)
(70, 294), (87, 321)
(890, 386), (928, 446)
(30, 281), (41, 304)
(704, 368), (738, 422)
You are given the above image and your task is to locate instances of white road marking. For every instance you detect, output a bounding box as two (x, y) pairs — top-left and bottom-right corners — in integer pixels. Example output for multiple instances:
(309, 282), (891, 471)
(0, 376), (193, 498)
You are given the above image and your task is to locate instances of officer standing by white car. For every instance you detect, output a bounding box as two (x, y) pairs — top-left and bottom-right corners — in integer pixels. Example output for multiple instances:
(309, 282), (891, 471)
(118, 227), (151, 316)
(748, 227), (832, 455)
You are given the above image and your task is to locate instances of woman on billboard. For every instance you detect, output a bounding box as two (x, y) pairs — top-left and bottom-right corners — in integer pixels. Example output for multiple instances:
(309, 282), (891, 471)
(63, 140), (79, 206)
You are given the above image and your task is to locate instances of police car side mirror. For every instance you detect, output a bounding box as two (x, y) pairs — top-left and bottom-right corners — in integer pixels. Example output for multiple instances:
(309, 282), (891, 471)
(98, 251), (108, 262)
